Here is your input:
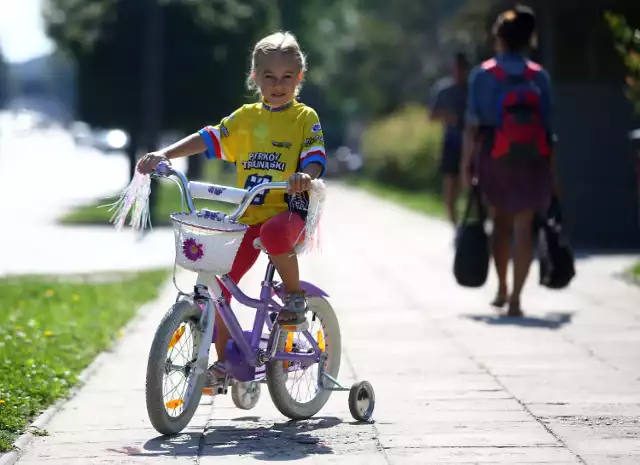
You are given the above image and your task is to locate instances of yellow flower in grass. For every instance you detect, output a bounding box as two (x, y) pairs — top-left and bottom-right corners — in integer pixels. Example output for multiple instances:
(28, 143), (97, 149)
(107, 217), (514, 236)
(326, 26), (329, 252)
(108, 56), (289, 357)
(72, 294), (80, 302)
(44, 289), (55, 298)
(0, 400), (5, 405)
(43, 330), (54, 337)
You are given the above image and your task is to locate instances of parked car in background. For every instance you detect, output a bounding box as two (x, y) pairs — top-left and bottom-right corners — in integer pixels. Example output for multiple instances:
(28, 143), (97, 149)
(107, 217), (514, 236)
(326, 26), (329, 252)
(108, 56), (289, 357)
(92, 128), (129, 153)
(69, 121), (130, 153)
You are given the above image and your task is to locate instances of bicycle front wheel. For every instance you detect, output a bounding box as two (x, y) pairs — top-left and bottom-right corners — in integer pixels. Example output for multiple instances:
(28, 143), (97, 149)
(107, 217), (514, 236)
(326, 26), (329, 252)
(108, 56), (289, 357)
(145, 298), (207, 435)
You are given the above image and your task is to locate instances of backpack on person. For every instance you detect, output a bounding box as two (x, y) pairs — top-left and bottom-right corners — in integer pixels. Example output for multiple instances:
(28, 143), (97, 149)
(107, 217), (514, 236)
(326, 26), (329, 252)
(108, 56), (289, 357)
(482, 58), (550, 163)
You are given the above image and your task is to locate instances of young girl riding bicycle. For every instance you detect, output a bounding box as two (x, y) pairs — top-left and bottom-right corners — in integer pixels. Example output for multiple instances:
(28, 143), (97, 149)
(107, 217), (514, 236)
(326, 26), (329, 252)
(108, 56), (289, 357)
(137, 31), (326, 385)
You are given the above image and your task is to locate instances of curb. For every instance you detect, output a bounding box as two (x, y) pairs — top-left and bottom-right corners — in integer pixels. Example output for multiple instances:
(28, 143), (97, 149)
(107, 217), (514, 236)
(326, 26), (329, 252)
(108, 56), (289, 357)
(0, 274), (176, 465)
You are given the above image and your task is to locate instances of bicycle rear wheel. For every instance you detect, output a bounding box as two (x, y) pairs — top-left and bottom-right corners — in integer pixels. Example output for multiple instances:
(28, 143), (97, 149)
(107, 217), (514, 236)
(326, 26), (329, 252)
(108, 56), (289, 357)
(266, 297), (341, 420)
(145, 299), (207, 435)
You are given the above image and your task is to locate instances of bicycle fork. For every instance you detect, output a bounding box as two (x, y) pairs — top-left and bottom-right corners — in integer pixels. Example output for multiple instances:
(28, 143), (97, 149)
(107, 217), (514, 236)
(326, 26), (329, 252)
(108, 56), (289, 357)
(192, 284), (215, 377)
(192, 283), (234, 395)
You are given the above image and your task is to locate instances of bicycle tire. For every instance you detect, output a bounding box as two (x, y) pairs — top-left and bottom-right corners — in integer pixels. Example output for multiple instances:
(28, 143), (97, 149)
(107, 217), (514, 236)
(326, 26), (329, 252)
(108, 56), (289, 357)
(145, 298), (207, 435)
(266, 296), (341, 420)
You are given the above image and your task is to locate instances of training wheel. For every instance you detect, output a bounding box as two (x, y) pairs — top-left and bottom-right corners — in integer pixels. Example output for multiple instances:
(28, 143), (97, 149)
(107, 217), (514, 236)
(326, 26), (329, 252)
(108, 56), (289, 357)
(231, 381), (261, 410)
(348, 381), (375, 422)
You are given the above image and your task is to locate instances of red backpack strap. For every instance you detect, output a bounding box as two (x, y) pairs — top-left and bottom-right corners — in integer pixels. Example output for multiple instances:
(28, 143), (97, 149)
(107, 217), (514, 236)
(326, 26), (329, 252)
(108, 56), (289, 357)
(481, 58), (507, 80)
(522, 60), (542, 80)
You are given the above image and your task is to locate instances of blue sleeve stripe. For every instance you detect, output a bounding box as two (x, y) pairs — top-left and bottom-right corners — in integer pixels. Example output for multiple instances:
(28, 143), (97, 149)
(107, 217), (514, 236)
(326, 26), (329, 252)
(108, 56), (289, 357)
(301, 154), (327, 178)
(198, 127), (217, 159)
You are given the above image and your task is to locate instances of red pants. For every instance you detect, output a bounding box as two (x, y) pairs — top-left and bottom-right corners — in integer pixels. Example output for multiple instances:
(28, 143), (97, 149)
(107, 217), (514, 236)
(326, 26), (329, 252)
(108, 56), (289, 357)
(218, 211), (305, 302)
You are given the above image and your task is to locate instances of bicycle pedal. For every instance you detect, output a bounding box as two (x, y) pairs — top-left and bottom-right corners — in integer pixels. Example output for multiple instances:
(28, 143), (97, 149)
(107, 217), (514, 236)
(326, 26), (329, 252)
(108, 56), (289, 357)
(202, 386), (228, 396)
(280, 321), (309, 332)
(202, 387), (214, 396)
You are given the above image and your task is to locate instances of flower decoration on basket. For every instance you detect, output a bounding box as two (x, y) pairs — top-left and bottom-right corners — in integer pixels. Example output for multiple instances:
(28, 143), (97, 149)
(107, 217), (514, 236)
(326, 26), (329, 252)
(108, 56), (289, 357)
(182, 238), (204, 262)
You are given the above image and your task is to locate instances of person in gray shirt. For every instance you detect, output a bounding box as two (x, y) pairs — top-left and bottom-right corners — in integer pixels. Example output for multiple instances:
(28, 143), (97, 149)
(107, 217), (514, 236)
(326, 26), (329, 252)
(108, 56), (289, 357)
(428, 52), (469, 229)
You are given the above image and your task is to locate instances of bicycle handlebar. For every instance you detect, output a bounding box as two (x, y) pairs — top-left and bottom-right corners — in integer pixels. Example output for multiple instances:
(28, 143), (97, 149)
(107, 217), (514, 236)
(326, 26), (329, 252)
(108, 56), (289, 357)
(152, 161), (317, 222)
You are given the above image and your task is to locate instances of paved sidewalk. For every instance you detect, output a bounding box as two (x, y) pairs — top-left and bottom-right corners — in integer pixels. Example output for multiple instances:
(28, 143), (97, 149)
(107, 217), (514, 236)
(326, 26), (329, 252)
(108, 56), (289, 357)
(8, 181), (640, 464)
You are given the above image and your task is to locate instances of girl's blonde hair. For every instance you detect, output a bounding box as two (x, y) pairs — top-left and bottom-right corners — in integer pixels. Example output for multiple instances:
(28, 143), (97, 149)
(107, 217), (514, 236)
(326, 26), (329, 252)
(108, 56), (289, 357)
(246, 31), (307, 97)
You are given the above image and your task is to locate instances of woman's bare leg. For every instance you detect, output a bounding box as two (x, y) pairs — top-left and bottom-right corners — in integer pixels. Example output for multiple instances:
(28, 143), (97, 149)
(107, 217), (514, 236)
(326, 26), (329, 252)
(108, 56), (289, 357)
(491, 208), (512, 307)
(510, 210), (535, 316)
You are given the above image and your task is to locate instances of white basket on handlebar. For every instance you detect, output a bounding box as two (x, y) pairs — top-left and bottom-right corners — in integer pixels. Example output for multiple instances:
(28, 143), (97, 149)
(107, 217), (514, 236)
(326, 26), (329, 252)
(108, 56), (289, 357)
(170, 210), (248, 274)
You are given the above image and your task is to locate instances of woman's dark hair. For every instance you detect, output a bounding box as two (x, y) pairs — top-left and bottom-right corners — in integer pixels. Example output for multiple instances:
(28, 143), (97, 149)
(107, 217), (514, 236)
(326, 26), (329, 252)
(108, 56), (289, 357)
(492, 4), (536, 52)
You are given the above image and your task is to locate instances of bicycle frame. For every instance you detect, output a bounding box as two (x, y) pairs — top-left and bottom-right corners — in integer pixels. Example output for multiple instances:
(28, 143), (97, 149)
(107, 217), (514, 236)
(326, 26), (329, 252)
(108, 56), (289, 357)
(195, 265), (322, 368)
(152, 161), (325, 379)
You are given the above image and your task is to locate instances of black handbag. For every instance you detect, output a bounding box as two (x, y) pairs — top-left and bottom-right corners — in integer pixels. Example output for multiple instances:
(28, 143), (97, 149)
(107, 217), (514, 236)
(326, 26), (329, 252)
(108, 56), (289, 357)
(538, 197), (575, 289)
(453, 186), (490, 287)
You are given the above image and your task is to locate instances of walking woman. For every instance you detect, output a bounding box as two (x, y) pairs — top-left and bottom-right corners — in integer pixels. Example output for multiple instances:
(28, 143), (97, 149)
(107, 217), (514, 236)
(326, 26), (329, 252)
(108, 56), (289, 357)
(461, 5), (560, 317)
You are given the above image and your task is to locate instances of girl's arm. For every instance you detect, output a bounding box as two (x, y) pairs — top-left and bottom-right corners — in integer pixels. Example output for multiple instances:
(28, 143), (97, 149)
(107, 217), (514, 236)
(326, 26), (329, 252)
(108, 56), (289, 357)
(160, 132), (207, 159)
(288, 162), (323, 194)
(138, 132), (207, 174)
(301, 162), (323, 179)
(550, 146), (561, 198)
(461, 125), (477, 188)
(461, 67), (482, 188)
(537, 70), (561, 198)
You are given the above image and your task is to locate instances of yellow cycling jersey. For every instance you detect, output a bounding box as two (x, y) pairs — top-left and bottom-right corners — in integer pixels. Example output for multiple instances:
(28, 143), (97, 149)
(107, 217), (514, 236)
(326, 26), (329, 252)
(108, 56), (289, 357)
(199, 99), (326, 225)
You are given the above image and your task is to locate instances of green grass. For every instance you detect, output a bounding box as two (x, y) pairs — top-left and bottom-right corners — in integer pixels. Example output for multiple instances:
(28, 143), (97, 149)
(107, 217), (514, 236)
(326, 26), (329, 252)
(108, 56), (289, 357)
(348, 177), (446, 218)
(60, 162), (234, 227)
(0, 269), (169, 452)
(632, 262), (640, 276)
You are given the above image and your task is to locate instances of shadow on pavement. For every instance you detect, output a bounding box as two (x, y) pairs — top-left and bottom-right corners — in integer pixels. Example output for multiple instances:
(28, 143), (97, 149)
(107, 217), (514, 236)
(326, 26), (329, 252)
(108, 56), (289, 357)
(138, 416), (341, 460)
(462, 311), (574, 330)
(572, 248), (640, 260)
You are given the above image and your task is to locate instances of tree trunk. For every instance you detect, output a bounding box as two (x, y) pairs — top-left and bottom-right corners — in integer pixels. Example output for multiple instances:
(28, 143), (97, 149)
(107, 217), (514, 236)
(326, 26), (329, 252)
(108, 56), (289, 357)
(142, 0), (163, 227)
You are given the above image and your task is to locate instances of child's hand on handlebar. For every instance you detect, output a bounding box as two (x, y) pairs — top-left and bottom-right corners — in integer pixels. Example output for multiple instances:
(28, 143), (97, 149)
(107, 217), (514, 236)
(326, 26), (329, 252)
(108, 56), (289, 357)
(137, 152), (170, 175)
(287, 172), (312, 194)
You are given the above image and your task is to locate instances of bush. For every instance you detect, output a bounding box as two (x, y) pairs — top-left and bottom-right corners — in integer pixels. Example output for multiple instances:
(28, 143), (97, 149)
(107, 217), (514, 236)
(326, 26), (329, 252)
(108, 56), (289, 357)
(605, 12), (640, 115)
(361, 104), (444, 191)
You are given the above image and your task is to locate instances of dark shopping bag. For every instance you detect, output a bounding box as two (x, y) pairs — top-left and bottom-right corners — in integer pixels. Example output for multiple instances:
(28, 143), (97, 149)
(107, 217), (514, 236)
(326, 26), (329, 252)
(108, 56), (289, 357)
(454, 186), (490, 287)
(538, 197), (575, 289)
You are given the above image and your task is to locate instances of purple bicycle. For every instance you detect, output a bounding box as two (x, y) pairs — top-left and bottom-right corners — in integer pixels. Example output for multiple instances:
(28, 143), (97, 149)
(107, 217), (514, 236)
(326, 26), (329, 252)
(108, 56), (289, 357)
(144, 162), (375, 435)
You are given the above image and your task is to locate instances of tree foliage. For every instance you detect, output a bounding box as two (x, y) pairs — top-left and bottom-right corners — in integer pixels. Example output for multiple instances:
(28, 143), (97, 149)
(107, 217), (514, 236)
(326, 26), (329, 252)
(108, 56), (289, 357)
(605, 11), (640, 114)
(44, 0), (266, 135)
(42, 0), (492, 154)
(299, 0), (477, 119)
